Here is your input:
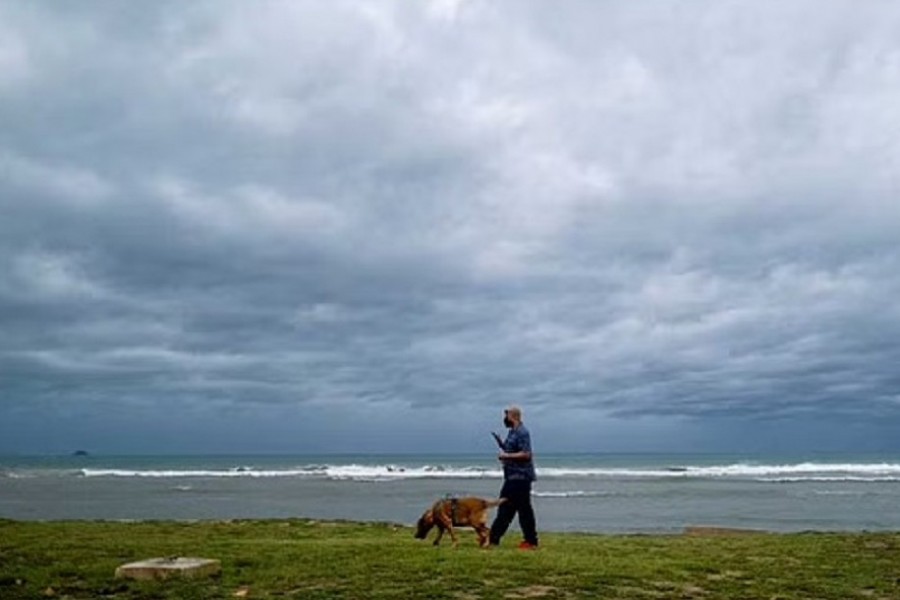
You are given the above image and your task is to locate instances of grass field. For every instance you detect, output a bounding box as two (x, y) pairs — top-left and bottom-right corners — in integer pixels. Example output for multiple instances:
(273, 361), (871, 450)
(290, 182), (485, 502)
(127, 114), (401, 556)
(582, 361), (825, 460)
(1, 519), (899, 599)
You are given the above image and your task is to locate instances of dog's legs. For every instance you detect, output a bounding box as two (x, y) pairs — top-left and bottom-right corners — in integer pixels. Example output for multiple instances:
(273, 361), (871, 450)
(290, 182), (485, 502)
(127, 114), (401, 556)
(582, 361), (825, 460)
(437, 514), (458, 547)
(433, 524), (445, 546)
(435, 514), (458, 547)
(447, 524), (459, 548)
(475, 524), (490, 547)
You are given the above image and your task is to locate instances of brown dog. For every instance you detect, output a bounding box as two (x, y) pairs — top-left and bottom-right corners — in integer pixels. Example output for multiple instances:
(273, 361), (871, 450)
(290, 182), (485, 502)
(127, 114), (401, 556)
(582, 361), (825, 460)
(414, 496), (506, 547)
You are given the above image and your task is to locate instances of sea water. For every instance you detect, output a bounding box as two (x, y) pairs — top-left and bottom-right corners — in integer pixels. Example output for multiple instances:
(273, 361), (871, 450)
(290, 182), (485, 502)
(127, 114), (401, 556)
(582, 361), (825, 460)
(1, 453), (899, 533)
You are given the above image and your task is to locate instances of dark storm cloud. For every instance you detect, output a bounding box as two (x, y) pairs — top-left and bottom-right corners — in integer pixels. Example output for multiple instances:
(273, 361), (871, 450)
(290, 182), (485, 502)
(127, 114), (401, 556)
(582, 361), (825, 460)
(3, 0), (900, 452)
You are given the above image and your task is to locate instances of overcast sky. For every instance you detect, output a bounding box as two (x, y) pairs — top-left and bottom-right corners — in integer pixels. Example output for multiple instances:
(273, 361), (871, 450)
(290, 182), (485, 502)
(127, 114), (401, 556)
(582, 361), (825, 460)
(2, 1), (900, 455)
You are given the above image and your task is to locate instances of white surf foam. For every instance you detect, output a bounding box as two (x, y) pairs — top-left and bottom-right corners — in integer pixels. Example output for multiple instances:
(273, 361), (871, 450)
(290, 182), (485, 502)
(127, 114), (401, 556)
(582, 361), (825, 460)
(532, 490), (614, 498)
(77, 462), (900, 482)
(79, 464), (502, 480)
(757, 476), (900, 483)
(80, 468), (321, 478)
(539, 462), (900, 479)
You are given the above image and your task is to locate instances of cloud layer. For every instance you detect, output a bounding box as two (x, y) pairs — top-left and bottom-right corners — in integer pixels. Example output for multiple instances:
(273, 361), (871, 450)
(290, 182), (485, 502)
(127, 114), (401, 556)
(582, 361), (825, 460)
(3, 1), (900, 452)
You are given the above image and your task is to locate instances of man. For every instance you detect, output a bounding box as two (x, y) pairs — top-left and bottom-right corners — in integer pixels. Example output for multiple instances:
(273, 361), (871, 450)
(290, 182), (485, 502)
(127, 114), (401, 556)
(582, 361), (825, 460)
(489, 405), (539, 549)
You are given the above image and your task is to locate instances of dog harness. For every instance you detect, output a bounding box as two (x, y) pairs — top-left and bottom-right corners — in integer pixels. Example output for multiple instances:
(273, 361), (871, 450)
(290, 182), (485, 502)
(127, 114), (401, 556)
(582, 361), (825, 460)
(448, 496), (461, 526)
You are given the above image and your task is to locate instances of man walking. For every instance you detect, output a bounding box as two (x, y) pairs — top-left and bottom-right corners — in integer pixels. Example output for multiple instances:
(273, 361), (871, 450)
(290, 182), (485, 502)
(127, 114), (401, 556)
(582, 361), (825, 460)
(489, 405), (539, 549)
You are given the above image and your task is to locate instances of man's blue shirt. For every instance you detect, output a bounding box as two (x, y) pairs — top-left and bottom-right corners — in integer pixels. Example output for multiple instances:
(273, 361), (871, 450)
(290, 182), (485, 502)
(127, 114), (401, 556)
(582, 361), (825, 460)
(502, 425), (536, 482)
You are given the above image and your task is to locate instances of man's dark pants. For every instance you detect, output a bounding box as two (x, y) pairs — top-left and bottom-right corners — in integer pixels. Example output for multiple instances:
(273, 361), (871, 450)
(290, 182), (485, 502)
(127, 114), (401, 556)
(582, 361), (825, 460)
(489, 479), (538, 546)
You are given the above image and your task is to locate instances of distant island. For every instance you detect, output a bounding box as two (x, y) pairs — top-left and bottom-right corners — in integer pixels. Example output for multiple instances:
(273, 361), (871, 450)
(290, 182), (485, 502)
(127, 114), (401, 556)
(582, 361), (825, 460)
(72, 450), (90, 457)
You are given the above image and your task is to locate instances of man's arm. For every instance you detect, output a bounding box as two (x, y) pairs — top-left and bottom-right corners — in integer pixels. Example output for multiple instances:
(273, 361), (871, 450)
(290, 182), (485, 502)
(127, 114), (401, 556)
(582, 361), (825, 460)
(498, 429), (532, 462)
(499, 450), (532, 462)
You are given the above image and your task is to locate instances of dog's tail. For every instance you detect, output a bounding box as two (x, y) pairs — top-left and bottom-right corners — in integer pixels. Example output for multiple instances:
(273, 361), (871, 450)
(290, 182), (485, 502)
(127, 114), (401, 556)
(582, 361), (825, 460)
(483, 497), (507, 508)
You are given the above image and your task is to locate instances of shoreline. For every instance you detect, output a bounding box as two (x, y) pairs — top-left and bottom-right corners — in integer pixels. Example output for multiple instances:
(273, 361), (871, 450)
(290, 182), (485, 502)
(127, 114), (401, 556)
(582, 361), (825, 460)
(3, 515), (899, 536)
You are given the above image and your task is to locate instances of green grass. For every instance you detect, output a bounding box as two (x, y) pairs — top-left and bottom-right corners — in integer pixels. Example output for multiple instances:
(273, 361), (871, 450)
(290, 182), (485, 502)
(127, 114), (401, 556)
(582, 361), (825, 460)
(1, 519), (899, 599)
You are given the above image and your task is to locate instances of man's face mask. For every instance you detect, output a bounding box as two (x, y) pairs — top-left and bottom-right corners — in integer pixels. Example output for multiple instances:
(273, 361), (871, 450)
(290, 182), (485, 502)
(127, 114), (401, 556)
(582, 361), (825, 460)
(503, 413), (513, 428)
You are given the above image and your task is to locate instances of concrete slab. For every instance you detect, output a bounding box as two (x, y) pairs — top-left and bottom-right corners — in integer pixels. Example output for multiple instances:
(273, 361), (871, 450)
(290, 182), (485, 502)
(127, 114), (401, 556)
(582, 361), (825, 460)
(115, 557), (221, 581)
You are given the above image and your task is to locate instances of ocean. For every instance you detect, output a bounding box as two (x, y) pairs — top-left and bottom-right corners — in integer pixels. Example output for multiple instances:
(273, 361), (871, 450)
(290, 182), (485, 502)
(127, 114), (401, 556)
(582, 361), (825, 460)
(1, 453), (899, 533)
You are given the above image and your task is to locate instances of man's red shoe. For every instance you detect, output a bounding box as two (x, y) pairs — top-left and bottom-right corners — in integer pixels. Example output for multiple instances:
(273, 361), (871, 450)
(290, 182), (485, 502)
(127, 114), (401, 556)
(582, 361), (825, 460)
(518, 541), (538, 550)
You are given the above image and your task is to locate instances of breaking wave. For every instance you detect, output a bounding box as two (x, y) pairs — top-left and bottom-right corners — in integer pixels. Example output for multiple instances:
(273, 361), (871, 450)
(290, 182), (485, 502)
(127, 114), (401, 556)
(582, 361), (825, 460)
(79, 464), (500, 481)
(537, 463), (900, 480)
(74, 462), (900, 482)
(759, 476), (900, 483)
